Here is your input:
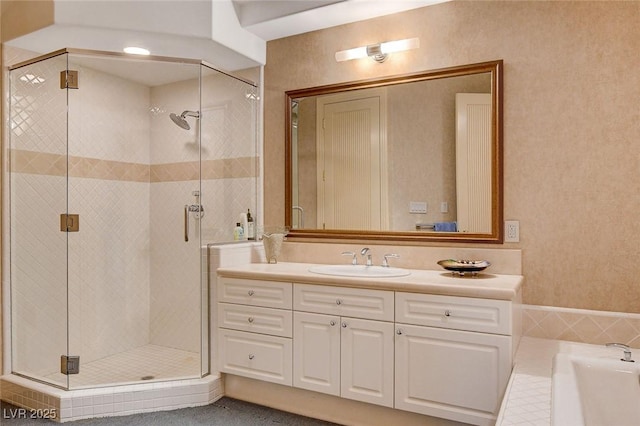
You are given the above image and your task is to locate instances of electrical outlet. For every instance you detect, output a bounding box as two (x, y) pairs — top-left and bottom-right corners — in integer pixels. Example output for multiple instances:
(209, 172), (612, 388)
(505, 220), (520, 243)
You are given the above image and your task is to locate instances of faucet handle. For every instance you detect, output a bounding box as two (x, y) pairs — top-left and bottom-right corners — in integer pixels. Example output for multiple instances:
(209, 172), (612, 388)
(382, 253), (400, 267)
(360, 247), (373, 266)
(606, 342), (634, 362)
(341, 251), (357, 265)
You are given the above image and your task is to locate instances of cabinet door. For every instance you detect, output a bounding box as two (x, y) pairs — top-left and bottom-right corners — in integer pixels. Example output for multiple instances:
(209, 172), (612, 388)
(293, 311), (340, 396)
(340, 317), (394, 408)
(395, 324), (511, 426)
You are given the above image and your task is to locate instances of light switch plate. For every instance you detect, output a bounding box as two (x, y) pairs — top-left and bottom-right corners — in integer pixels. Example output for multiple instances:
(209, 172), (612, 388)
(409, 201), (427, 214)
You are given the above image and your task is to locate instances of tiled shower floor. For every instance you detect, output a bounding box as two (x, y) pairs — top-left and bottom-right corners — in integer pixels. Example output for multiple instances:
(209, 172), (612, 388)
(44, 344), (201, 388)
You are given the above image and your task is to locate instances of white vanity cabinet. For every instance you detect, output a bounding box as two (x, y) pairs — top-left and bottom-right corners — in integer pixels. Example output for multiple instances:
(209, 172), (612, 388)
(217, 277), (293, 385)
(215, 267), (521, 426)
(394, 292), (513, 426)
(293, 284), (395, 407)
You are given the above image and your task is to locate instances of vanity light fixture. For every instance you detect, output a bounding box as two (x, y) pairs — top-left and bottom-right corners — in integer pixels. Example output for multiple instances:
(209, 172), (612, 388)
(123, 46), (150, 55)
(335, 37), (419, 63)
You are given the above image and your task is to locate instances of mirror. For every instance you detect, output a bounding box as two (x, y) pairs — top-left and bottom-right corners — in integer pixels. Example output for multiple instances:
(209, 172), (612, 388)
(285, 60), (503, 243)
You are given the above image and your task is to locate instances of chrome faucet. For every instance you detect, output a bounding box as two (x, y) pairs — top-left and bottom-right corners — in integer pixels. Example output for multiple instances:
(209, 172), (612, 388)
(360, 247), (372, 266)
(606, 342), (634, 362)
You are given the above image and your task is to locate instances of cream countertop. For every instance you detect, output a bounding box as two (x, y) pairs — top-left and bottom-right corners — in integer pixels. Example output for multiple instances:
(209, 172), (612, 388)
(216, 262), (523, 301)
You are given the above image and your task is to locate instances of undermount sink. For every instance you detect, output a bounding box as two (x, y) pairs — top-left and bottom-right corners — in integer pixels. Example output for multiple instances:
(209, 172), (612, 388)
(309, 264), (411, 278)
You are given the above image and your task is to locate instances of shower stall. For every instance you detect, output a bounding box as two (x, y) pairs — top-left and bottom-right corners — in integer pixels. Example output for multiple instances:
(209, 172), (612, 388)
(4, 48), (258, 392)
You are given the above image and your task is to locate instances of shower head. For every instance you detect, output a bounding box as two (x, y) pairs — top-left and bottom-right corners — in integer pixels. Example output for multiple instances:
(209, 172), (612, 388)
(169, 110), (200, 130)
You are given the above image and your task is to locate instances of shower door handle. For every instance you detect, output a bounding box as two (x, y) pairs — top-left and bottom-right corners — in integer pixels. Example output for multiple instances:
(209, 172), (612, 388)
(184, 205), (189, 242)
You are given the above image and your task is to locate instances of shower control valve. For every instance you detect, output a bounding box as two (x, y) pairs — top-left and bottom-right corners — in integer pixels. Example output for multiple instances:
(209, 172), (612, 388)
(187, 204), (204, 218)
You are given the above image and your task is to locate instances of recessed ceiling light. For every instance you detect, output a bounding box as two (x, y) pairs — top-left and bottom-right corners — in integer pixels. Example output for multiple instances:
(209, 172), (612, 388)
(123, 46), (150, 55)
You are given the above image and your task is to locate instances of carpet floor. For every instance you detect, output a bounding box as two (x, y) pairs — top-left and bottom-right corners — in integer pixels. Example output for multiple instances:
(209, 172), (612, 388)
(0, 397), (339, 425)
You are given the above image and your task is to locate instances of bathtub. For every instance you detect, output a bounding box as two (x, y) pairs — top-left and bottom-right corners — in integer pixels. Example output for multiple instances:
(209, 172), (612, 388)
(552, 352), (640, 426)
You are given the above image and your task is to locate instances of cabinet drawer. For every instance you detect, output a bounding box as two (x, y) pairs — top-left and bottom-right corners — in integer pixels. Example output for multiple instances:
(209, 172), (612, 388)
(396, 292), (511, 335)
(294, 284), (394, 321)
(218, 302), (293, 338)
(217, 329), (292, 386)
(218, 277), (292, 309)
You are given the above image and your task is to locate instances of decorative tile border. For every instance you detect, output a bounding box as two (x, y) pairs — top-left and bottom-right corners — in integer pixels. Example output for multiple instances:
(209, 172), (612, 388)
(523, 304), (640, 348)
(9, 149), (257, 183)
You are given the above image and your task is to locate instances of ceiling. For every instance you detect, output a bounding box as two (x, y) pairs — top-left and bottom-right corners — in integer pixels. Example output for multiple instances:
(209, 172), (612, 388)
(232, 0), (447, 41)
(7, 0), (446, 86)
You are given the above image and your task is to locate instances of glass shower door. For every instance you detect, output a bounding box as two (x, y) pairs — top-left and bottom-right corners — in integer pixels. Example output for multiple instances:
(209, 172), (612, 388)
(9, 53), (70, 388)
(64, 52), (204, 388)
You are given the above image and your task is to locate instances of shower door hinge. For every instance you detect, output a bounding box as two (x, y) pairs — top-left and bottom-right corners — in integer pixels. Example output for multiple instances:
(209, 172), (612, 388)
(61, 355), (80, 375)
(60, 70), (79, 89)
(60, 214), (80, 232)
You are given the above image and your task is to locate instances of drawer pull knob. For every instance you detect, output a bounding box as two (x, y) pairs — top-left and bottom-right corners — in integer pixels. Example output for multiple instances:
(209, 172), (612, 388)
(248, 290), (255, 296)
(330, 320), (336, 326)
(336, 299), (342, 305)
(248, 354), (255, 360)
(396, 329), (403, 335)
(248, 317), (254, 323)
(444, 310), (451, 317)
(341, 322), (348, 328)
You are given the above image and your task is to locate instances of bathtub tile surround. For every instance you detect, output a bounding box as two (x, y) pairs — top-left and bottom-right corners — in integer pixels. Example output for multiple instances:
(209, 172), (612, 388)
(523, 304), (640, 349)
(0, 374), (222, 423)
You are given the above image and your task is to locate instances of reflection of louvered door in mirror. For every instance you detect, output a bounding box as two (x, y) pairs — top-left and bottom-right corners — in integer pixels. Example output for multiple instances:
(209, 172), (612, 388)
(317, 91), (388, 231)
(456, 93), (492, 233)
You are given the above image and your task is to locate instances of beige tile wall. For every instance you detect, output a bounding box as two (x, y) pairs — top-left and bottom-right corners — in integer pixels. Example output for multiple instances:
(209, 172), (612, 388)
(264, 1), (640, 314)
(523, 305), (640, 349)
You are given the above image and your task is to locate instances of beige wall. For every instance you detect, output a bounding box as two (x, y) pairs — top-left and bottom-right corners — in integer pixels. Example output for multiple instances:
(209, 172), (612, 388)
(264, 1), (640, 313)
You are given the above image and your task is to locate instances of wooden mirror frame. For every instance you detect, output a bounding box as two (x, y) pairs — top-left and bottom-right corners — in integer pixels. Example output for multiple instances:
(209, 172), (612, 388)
(284, 60), (503, 244)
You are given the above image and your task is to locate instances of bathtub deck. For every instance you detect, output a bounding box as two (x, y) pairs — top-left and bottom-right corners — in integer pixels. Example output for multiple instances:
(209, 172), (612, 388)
(497, 337), (624, 425)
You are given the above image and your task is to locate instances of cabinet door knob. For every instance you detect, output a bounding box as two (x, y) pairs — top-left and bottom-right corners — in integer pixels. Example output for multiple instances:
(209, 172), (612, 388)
(330, 320), (336, 326)
(248, 354), (255, 360)
(248, 290), (255, 296)
(341, 322), (348, 328)
(444, 310), (451, 317)
(396, 329), (403, 335)
(336, 299), (342, 305)
(248, 317), (254, 323)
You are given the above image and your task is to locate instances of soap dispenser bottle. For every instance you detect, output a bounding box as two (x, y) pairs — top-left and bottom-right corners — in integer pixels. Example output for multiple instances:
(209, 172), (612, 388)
(247, 209), (255, 240)
(233, 222), (244, 241)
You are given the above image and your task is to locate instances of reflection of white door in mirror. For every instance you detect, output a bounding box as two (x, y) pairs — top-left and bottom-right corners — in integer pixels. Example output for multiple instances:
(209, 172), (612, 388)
(317, 90), (388, 230)
(456, 93), (492, 233)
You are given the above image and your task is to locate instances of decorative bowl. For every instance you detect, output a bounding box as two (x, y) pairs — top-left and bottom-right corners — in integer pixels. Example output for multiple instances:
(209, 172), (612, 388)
(437, 259), (491, 275)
